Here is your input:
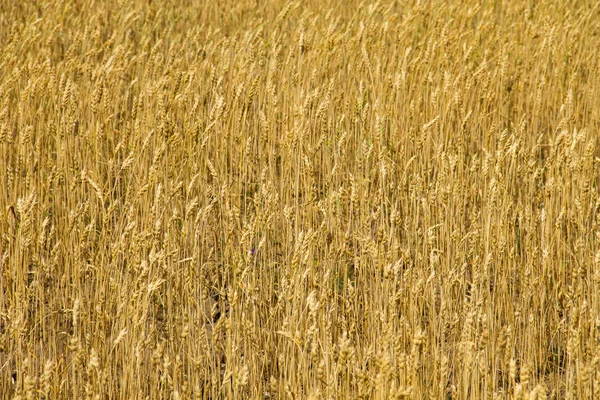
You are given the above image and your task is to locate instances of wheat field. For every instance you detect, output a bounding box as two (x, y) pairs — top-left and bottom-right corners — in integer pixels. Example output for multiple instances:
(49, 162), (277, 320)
(1, 0), (600, 398)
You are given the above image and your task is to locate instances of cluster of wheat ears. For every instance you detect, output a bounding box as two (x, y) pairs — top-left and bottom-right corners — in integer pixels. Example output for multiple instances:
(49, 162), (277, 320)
(1, 0), (600, 398)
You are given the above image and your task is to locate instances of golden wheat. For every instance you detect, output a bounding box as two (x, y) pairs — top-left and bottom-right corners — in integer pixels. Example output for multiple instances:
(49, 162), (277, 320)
(1, 0), (600, 398)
